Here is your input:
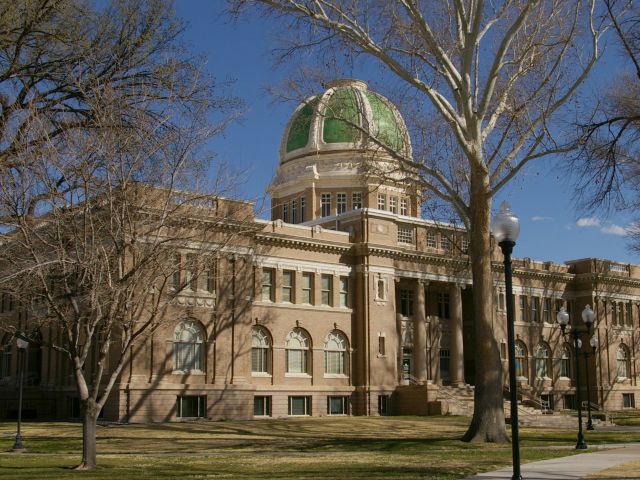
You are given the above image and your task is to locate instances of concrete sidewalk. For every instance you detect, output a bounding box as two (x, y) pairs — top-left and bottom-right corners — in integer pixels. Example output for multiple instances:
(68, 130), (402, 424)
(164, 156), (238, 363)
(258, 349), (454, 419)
(465, 443), (640, 479)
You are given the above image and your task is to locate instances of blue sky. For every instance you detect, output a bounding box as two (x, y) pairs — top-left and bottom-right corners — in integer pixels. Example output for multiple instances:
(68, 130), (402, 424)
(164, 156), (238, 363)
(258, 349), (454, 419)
(174, 2), (636, 266)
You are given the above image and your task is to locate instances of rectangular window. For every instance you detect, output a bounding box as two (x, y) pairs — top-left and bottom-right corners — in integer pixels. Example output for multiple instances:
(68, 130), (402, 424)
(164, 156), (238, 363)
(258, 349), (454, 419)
(531, 297), (539, 322)
(400, 198), (408, 216)
(176, 395), (206, 418)
(302, 273), (314, 304)
(564, 394), (576, 410)
(282, 202), (289, 223)
(261, 269), (274, 302)
(520, 296), (527, 322)
(352, 192), (362, 210)
(203, 260), (217, 294)
(291, 200), (298, 224)
(500, 342), (507, 360)
(389, 196), (398, 213)
(300, 197), (306, 222)
(251, 345), (269, 373)
(339, 276), (349, 307)
(282, 270), (294, 303)
(627, 303), (633, 326)
(378, 395), (390, 415)
(324, 350), (345, 375)
(543, 298), (551, 323)
(186, 254), (198, 291)
(377, 193), (386, 210)
(397, 226), (413, 244)
(253, 396), (272, 416)
(498, 292), (505, 311)
(440, 234), (450, 250)
(462, 237), (470, 253)
(623, 393), (635, 409)
(400, 289), (413, 317)
(378, 336), (386, 356)
(170, 254), (181, 290)
(426, 231), (437, 248)
(336, 193), (347, 214)
(321, 193), (331, 217)
(437, 293), (450, 319)
(321, 274), (333, 306)
(287, 349), (308, 374)
(327, 396), (349, 415)
(288, 396), (311, 416)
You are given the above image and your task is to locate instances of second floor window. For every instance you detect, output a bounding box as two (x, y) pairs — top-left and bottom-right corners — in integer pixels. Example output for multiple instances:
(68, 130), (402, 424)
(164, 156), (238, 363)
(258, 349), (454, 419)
(321, 193), (331, 217)
(339, 276), (349, 307)
(337, 193), (347, 214)
(302, 272), (314, 304)
(321, 274), (333, 306)
(389, 196), (397, 213)
(400, 198), (408, 216)
(261, 269), (274, 302)
(400, 289), (413, 317)
(282, 270), (294, 303)
(377, 193), (386, 210)
(352, 192), (362, 210)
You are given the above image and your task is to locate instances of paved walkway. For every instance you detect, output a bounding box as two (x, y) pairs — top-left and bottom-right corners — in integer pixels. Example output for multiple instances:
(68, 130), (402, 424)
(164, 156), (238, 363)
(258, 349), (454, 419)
(465, 443), (640, 479)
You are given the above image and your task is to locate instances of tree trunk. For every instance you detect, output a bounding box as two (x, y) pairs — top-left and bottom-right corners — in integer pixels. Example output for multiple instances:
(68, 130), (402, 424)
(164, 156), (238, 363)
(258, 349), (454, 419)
(75, 399), (99, 470)
(462, 170), (509, 443)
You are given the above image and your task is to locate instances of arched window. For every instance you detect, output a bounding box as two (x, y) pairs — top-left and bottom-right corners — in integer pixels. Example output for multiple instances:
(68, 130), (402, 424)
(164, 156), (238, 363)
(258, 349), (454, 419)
(560, 344), (572, 378)
(0, 334), (11, 380)
(617, 345), (630, 379)
(515, 341), (527, 378)
(535, 343), (550, 378)
(324, 331), (348, 375)
(285, 328), (310, 374)
(173, 320), (205, 373)
(251, 327), (271, 374)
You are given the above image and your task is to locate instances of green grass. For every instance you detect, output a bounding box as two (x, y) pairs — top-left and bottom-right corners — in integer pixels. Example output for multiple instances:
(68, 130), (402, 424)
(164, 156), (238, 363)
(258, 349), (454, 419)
(0, 416), (637, 479)
(610, 410), (640, 426)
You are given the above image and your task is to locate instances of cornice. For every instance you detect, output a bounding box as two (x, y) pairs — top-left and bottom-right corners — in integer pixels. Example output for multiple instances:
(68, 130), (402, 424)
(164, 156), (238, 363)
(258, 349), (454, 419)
(573, 272), (640, 289)
(255, 232), (351, 254)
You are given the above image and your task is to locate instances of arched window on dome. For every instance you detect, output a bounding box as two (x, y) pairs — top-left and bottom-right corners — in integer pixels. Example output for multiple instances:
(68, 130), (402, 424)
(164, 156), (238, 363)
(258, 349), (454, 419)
(251, 327), (271, 374)
(515, 341), (527, 379)
(286, 328), (311, 375)
(534, 343), (551, 379)
(617, 345), (630, 379)
(560, 344), (572, 379)
(324, 331), (348, 376)
(173, 320), (205, 373)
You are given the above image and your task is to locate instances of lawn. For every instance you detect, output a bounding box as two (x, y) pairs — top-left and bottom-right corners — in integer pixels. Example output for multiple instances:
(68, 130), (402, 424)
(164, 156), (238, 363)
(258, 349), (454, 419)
(0, 416), (637, 479)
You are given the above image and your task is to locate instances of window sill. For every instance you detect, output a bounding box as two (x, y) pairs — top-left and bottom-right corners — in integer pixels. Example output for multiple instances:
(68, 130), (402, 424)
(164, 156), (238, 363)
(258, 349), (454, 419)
(172, 370), (205, 375)
(324, 374), (348, 379)
(251, 372), (272, 378)
(285, 373), (312, 378)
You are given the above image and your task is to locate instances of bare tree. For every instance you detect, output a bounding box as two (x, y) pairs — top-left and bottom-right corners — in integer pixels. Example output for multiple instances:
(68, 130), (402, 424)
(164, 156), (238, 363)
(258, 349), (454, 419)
(230, 0), (601, 442)
(571, 0), (640, 249)
(0, 0), (248, 470)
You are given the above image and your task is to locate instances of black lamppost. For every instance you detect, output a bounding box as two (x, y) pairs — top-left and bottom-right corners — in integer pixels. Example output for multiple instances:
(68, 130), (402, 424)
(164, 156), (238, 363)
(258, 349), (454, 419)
(12, 335), (29, 451)
(492, 201), (521, 480)
(557, 305), (595, 450)
(584, 334), (598, 431)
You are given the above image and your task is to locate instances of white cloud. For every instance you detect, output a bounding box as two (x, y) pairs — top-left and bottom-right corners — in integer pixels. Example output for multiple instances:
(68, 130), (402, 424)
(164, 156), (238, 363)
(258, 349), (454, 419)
(576, 217), (601, 228)
(531, 216), (553, 222)
(600, 224), (627, 236)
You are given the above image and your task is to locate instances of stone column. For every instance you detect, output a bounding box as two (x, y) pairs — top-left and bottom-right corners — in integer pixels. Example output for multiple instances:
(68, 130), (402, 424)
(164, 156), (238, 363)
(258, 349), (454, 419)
(449, 283), (465, 386)
(413, 280), (428, 384)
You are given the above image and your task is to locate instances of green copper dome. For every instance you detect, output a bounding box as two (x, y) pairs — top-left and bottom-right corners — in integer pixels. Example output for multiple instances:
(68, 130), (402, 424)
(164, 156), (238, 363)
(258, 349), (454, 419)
(281, 79), (411, 163)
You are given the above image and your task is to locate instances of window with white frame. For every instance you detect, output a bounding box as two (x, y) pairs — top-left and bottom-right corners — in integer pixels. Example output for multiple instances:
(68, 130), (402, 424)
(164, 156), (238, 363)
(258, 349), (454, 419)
(623, 393), (635, 408)
(254, 396), (271, 416)
(327, 396), (349, 415)
(535, 343), (550, 378)
(389, 196), (398, 213)
(321, 274), (333, 306)
(286, 329), (310, 374)
(288, 396), (311, 415)
(560, 344), (572, 378)
(617, 345), (630, 378)
(400, 198), (408, 216)
(321, 193), (331, 217)
(176, 395), (206, 418)
(515, 341), (527, 378)
(397, 225), (413, 244)
(302, 272), (314, 304)
(337, 193), (347, 214)
(173, 321), (205, 373)
(339, 276), (349, 307)
(324, 331), (348, 375)
(377, 193), (386, 210)
(251, 327), (271, 374)
(440, 234), (450, 250)
(282, 270), (294, 303)
(261, 269), (275, 302)
(427, 231), (437, 248)
(352, 192), (362, 210)
(497, 292), (505, 311)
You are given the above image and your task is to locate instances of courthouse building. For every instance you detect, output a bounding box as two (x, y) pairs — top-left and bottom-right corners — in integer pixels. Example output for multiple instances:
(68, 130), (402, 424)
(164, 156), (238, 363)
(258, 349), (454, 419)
(1, 79), (639, 421)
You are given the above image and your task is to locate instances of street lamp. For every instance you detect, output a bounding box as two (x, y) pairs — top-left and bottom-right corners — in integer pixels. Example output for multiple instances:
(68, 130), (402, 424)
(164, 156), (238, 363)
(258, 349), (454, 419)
(584, 334), (598, 430)
(12, 335), (29, 451)
(492, 201), (521, 480)
(557, 306), (595, 449)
